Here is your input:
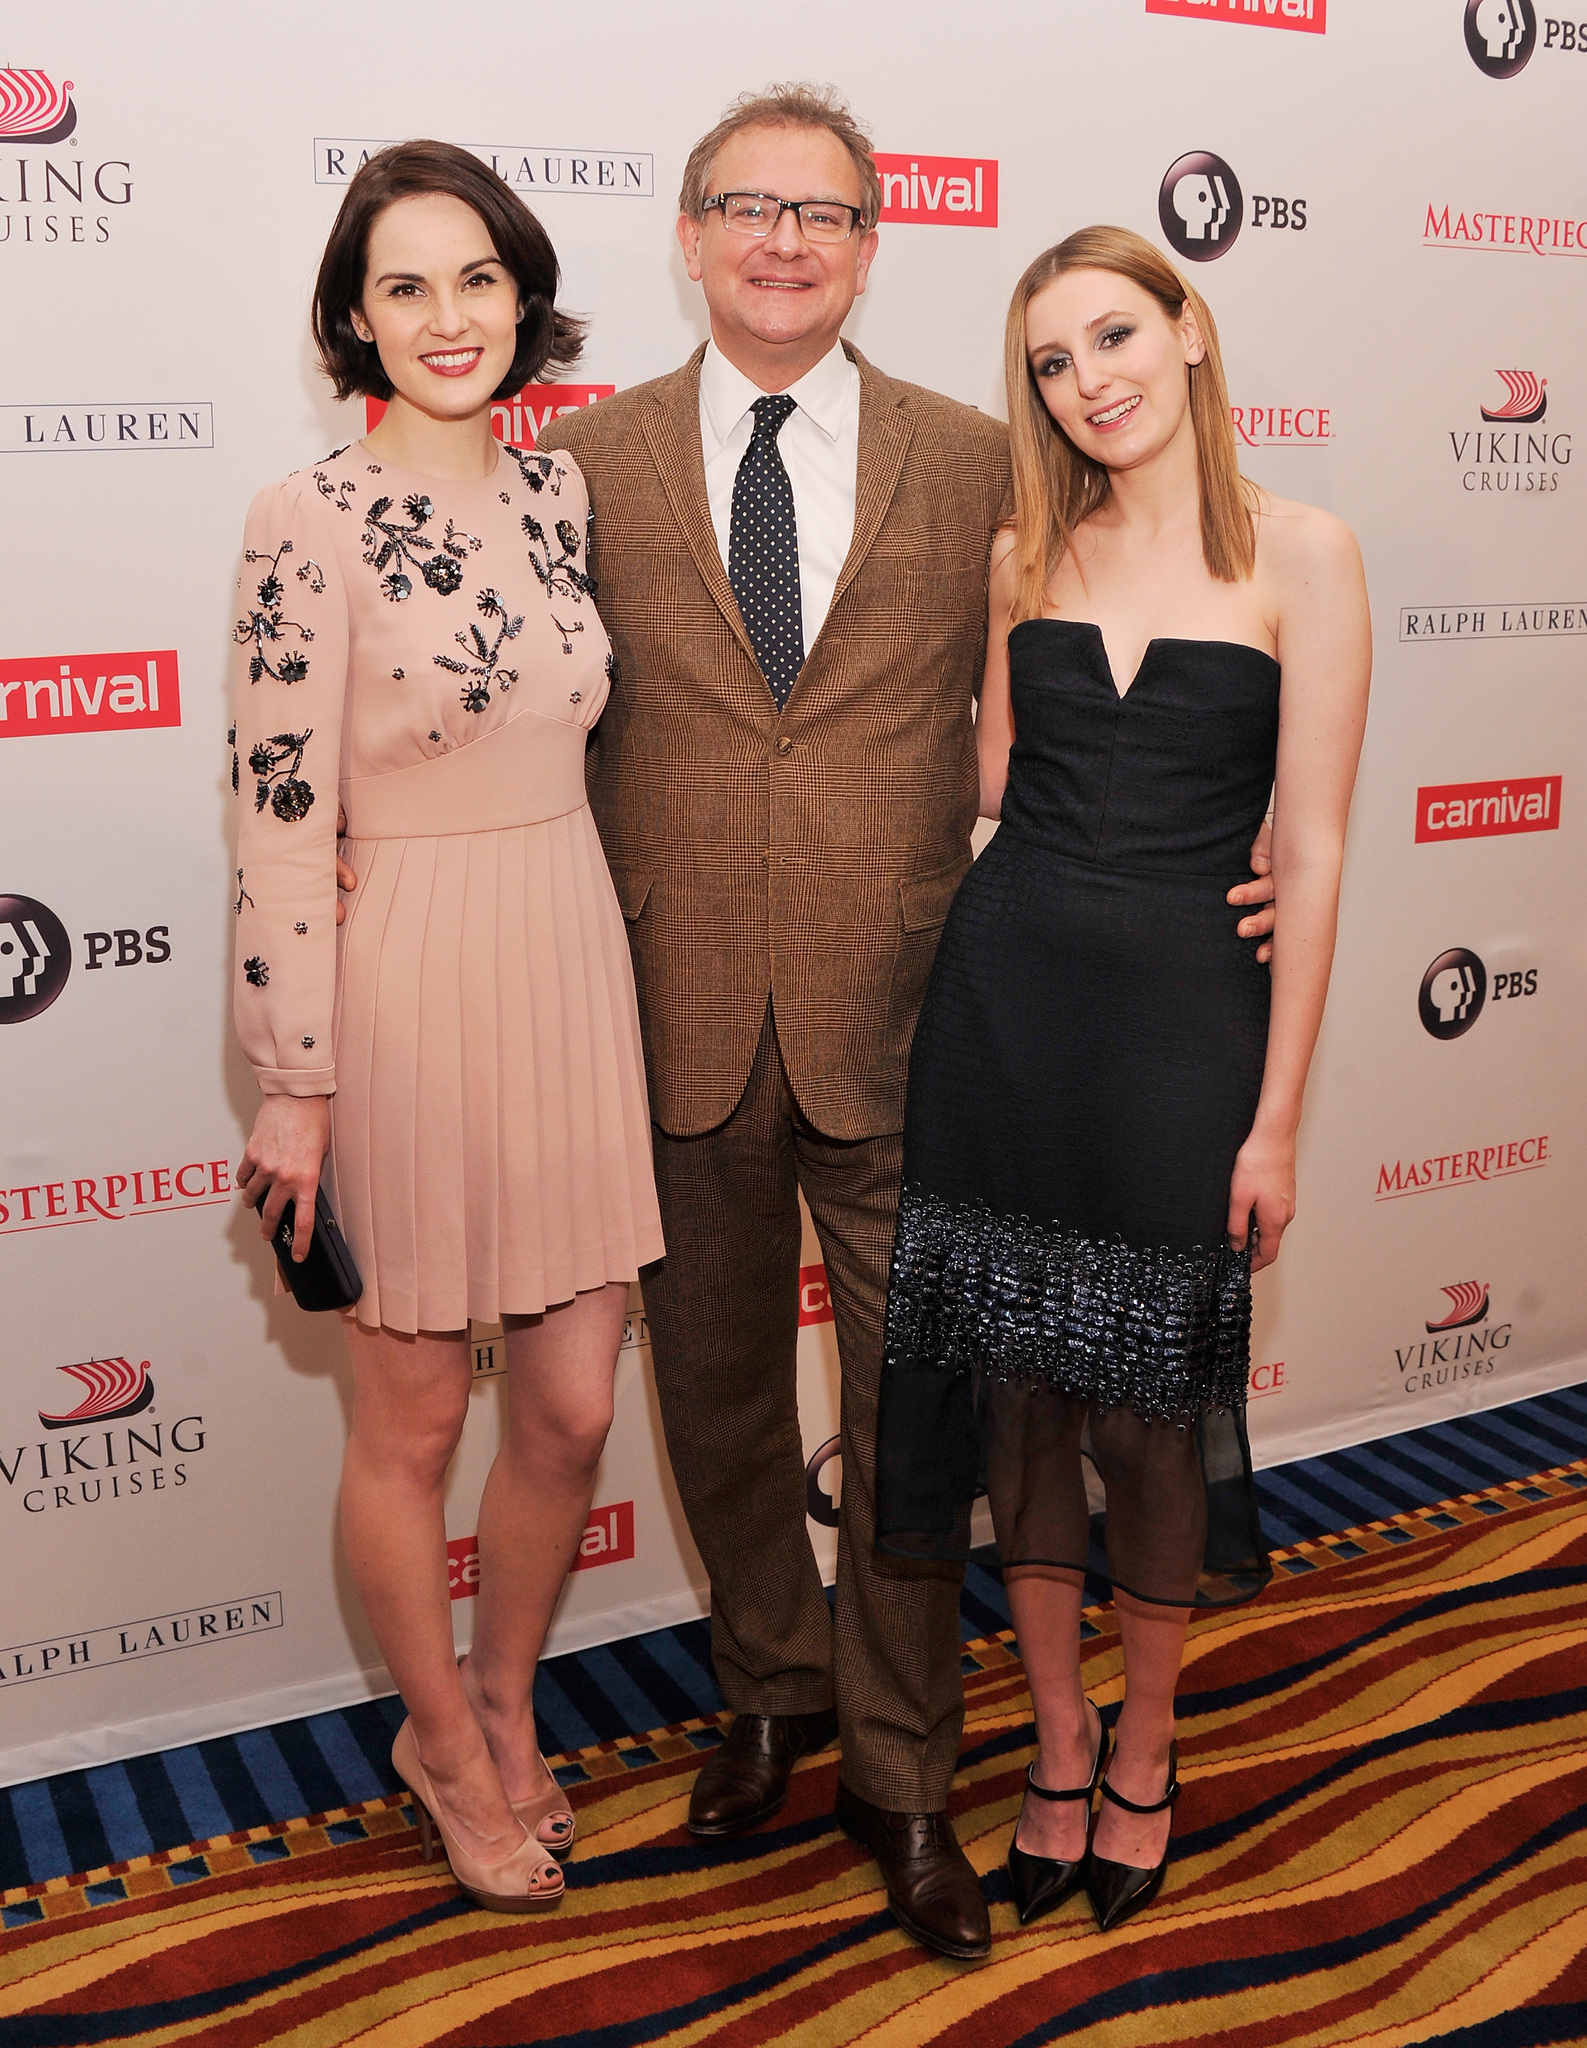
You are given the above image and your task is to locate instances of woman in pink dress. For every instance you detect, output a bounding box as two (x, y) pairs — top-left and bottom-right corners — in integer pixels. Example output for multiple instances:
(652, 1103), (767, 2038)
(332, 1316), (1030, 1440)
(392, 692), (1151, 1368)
(232, 141), (663, 1911)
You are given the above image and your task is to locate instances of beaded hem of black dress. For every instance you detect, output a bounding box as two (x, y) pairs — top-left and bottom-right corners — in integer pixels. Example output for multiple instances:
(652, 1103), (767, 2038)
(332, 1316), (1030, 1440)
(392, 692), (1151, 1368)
(883, 1186), (1251, 1420)
(874, 1186), (1272, 1607)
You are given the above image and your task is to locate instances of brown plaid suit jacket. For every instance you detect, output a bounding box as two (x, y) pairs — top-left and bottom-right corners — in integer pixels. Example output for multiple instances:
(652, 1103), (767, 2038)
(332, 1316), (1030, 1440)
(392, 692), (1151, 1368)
(539, 343), (1011, 1141)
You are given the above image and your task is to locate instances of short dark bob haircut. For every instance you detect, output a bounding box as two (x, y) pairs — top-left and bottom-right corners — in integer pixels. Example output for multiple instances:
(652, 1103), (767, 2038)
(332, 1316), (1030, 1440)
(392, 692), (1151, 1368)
(312, 138), (585, 403)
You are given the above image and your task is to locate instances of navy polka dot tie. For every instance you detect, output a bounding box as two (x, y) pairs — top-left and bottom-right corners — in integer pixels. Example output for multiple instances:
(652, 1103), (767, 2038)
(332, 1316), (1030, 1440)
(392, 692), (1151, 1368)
(729, 393), (805, 709)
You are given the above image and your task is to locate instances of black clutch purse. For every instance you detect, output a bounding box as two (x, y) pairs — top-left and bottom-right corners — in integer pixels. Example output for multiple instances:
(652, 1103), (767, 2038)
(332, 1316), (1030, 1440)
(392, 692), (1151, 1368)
(272, 1186), (363, 1312)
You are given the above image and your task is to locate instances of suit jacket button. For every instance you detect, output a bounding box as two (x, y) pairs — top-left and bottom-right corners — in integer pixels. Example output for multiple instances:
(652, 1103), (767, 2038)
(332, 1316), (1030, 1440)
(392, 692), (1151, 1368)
(775, 736), (793, 757)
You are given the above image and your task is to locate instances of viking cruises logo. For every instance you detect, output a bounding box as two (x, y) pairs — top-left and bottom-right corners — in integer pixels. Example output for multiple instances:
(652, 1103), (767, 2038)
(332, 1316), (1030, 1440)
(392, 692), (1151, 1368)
(0, 69), (76, 143)
(0, 895), (71, 1022)
(3, 1360), (209, 1516)
(1482, 371), (1547, 423)
(39, 1357), (154, 1428)
(1465, 0), (1537, 74)
(1428, 1281), (1490, 1330)
(1395, 1282), (1511, 1395)
(1451, 375), (1569, 492)
(1, 70), (134, 246)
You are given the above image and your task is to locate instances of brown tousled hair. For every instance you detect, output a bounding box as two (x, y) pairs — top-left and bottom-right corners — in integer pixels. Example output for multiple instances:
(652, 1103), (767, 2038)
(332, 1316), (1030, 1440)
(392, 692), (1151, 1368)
(312, 139), (585, 403)
(1004, 225), (1255, 623)
(678, 82), (881, 230)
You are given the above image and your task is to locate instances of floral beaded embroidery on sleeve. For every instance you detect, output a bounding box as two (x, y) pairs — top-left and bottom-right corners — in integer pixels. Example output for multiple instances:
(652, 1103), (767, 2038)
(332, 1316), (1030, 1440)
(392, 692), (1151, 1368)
(234, 541), (321, 684)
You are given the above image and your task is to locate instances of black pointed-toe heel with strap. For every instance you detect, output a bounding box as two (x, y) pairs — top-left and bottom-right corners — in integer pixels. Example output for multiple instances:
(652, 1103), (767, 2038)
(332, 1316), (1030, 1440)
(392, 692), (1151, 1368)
(1007, 1698), (1110, 1927)
(1083, 1739), (1180, 1932)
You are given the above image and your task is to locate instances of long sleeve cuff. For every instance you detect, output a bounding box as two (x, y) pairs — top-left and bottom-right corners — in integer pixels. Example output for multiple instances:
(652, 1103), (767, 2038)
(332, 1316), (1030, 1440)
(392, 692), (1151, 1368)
(254, 1065), (337, 1097)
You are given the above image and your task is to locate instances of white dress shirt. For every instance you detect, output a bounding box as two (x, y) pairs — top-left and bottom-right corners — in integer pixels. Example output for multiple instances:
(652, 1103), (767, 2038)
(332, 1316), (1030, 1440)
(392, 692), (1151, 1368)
(699, 338), (861, 657)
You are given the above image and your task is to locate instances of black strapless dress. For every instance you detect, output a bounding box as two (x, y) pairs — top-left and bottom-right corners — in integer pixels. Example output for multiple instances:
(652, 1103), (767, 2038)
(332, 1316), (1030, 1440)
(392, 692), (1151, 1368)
(875, 620), (1278, 1606)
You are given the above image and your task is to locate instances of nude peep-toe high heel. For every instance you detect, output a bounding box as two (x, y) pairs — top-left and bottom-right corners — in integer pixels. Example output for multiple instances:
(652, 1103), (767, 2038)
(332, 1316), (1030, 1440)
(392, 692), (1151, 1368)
(513, 1765), (577, 1861)
(391, 1718), (564, 1912)
(456, 1652), (576, 1858)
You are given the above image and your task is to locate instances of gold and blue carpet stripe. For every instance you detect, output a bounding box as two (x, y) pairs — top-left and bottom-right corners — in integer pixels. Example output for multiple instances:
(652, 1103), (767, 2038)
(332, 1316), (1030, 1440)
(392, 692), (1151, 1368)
(3, 1385), (1582, 1902)
(3, 1458), (1584, 2046)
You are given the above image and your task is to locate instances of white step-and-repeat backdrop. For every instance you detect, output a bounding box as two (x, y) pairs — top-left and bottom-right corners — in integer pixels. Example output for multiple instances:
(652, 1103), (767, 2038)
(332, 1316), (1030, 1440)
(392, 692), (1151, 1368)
(1, 0), (1582, 1785)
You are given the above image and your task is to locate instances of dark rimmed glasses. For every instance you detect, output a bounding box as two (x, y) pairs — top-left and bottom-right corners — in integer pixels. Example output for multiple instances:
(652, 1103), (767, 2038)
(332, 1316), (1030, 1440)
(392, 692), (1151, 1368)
(703, 192), (867, 242)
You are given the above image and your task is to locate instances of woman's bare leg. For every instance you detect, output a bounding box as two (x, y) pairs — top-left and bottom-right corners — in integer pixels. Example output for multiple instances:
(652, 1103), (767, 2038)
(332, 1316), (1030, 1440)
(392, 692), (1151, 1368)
(462, 1282), (629, 1807)
(1091, 1592), (1191, 1867)
(339, 1321), (519, 1859)
(1005, 1570), (1097, 1860)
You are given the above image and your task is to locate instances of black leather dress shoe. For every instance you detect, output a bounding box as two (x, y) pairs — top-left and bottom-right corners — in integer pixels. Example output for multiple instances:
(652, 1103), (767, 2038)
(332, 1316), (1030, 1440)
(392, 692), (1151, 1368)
(1007, 1698), (1108, 1926)
(835, 1779), (991, 1960)
(1083, 1739), (1180, 1932)
(687, 1709), (839, 1837)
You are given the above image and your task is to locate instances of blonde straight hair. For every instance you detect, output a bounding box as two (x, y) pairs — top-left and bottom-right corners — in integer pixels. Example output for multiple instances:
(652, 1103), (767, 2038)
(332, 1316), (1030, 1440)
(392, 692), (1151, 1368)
(1004, 225), (1257, 625)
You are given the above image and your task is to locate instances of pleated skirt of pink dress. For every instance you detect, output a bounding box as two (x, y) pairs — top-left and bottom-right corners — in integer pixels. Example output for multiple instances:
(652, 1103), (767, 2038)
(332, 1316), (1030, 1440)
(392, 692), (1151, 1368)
(329, 804), (663, 1334)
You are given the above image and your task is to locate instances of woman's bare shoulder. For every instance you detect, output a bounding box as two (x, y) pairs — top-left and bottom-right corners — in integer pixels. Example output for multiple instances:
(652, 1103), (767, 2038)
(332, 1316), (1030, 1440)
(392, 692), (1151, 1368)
(1252, 488), (1361, 589)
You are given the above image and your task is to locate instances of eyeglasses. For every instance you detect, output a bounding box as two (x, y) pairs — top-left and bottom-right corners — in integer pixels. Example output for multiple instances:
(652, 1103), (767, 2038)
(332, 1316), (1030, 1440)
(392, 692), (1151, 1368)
(703, 192), (867, 243)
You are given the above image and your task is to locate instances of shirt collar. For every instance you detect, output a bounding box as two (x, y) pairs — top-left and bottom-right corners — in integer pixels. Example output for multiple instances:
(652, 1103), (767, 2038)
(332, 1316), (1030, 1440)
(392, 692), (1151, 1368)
(700, 338), (855, 450)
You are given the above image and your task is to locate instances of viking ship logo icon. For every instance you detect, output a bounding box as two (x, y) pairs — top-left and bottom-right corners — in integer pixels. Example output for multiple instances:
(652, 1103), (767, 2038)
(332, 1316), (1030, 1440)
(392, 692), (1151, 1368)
(1481, 372), (1547, 424)
(1426, 1283), (1490, 1334)
(0, 70), (78, 145)
(39, 1357), (155, 1430)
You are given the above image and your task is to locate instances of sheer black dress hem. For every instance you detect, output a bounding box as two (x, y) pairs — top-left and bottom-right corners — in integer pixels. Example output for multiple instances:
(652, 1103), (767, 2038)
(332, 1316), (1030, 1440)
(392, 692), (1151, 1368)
(875, 1186), (1272, 1609)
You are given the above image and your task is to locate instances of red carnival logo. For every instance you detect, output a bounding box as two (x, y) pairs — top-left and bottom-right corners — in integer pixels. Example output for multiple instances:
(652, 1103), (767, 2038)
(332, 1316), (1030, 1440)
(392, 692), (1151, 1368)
(1415, 776), (1561, 841)
(1375, 1135), (1548, 1201)
(798, 1263), (835, 1327)
(365, 384), (613, 452)
(1146, 0), (1324, 31)
(1230, 405), (1331, 447)
(875, 155), (997, 227)
(0, 69), (77, 143)
(0, 652), (179, 738)
(39, 1358), (154, 1429)
(447, 1502), (635, 1599)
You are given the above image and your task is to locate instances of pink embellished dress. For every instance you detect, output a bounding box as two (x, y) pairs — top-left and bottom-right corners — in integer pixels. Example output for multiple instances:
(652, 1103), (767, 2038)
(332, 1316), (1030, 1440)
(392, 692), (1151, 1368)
(231, 440), (663, 1334)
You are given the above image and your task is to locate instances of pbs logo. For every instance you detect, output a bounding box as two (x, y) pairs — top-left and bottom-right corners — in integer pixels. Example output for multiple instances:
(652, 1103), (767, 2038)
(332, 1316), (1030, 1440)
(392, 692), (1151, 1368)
(0, 895), (72, 1024)
(1464, 0), (1536, 77)
(1159, 150), (1243, 262)
(1419, 948), (1487, 1040)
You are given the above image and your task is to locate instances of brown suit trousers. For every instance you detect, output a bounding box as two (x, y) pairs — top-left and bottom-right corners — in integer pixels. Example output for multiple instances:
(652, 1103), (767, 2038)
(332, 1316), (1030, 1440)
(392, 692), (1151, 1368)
(541, 348), (1010, 1807)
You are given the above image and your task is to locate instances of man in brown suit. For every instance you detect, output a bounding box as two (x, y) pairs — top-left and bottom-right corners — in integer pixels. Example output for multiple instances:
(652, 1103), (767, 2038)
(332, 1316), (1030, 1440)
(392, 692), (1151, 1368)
(538, 85), (1274, 1958)
(533, 87), (1008, 1958)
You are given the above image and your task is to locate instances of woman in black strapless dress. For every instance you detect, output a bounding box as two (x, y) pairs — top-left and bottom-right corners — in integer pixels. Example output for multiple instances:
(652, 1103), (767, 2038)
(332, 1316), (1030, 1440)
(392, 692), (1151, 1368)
(876, 227), (1370, 1932)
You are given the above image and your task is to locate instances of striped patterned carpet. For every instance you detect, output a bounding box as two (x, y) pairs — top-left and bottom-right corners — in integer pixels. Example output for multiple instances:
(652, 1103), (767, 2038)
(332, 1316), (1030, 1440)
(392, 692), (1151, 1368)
(5, 1385), (1582, 1904)
(3, 1447), (1585, 2043)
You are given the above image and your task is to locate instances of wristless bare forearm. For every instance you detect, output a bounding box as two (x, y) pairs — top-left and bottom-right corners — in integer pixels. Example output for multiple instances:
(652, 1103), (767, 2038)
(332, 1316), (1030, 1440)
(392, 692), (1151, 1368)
(1247, 863), (1342, 1141)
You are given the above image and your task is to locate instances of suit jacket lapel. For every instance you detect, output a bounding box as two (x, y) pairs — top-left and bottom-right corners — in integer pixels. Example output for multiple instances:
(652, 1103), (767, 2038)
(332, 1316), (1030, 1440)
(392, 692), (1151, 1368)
(826, 346), (913, 622)
(638, 348), (762, 674)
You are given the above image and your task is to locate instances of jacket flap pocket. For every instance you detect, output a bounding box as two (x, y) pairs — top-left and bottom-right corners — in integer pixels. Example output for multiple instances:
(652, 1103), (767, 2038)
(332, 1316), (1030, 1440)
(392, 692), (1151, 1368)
(898, 860), (965, 933)
(610, 869), (655, 920)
